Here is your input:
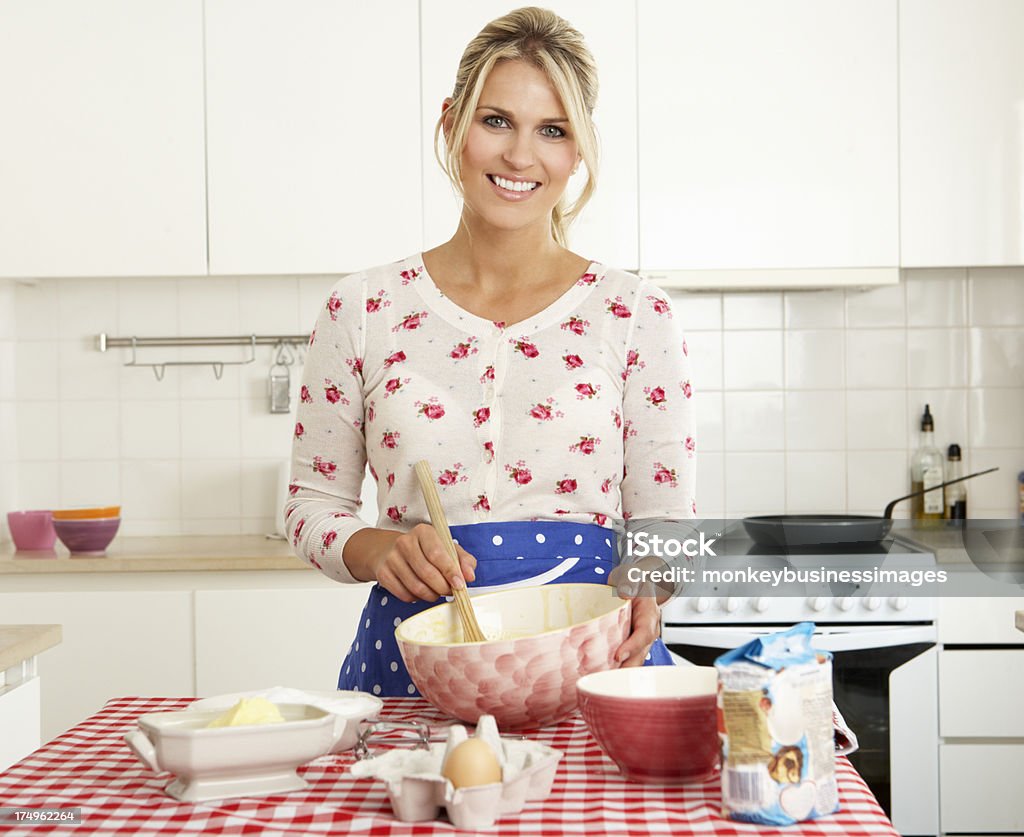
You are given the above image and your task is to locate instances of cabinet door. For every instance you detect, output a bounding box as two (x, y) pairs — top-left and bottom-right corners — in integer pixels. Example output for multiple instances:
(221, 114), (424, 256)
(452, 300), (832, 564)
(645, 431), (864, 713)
(0, 0), (207, 278)
(637, 0), (898, 271)
(420, 1), (638, 268)
(0, 592), (193, 743)
(194, 585), (372, 695)
(204, 0), (421, 275)
(900, 0), (1024, 267)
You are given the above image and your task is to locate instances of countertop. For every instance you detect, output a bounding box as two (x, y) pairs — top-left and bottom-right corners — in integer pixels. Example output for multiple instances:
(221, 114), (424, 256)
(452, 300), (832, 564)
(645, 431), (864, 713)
(0, 536), (305, 574)
(0, 624), (61, 670)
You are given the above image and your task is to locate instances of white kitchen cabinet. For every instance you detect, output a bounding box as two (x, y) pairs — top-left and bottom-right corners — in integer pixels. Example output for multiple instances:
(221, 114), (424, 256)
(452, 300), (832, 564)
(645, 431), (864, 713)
(637, 0), (898, 273)
(0, 0), (207, 278)
(940, 744), (1024, 833)
(204, 0), (422, 275)
(900, 0), (1024, 267)
(194, 584), (372, 695)
(420, 0), (638, 268)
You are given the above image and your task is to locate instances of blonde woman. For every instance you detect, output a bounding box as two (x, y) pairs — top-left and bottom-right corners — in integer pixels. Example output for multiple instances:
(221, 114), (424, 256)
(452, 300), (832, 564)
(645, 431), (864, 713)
(287, 7), (696, 696)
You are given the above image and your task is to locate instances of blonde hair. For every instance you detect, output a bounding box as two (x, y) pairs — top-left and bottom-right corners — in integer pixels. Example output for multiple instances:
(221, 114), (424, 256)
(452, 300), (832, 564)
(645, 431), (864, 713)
(434, 6), (599, 247)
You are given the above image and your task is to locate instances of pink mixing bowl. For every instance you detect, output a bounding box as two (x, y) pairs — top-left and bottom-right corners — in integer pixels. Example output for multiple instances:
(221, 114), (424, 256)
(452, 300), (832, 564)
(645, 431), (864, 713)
(6, 510), (57, 551)
(53, 517), (120, 555)
(577, 666), (720, 783)
(396, 583), (631, 731)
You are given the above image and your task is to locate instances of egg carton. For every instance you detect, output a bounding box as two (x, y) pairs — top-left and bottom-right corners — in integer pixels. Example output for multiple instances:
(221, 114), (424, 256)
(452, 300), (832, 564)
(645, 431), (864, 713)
(350, 716), (562, 829)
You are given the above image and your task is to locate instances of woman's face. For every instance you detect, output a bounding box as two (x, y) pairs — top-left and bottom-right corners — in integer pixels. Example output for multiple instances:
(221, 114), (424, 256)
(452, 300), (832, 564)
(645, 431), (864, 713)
(456, 59), (579, 238)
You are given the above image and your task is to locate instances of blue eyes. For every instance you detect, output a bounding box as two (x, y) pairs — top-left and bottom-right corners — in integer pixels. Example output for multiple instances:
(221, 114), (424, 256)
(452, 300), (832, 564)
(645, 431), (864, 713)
(481, 114), (566, 139)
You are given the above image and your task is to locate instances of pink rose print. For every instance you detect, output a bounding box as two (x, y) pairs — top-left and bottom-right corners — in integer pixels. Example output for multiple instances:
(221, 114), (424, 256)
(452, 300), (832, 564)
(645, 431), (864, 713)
(555, 508), (571, 516)
(287, 482), (299, 497)
(610, 409), (622, 430)
(605, 296), (632, 319)
(492, 320), (506, 330)
(555, 478), (578, 495)
(480, 365), (495, 383)
(438, 463), (467, 487)
(415, 397), (445, 420)
(300, 385), (312, 404)
(326, 292), (342, 321)
(601, 477), (613, 494)
(345, 356), (364, 377)
(692, 499), (698, 515)
(391, 311), (428, 332)
(623, 349), (646, 382)
(623, 418), (638, 440)
(309, 328), (317, 347)
(381, 430), (400, 449)
(682, 338), (689, 357)
(561, 316), (590, 336)
(321, 530), (337, 554)
(383, 350), (407, 368)
(449, 338), (478, 360)
(685, 436), (696, 457)
(647, 295), (671, 316)
(575, 382), (600, 400)
(294, 422), (304, 439)
(473, 407), (491, 427)
(653, 462), (679, 488)
(309, 556), (323, 571)
(473, 494), (491, 512)
(576, 272), (598, 286)
(514, 339), (539, 359)
(506, 460), (533, 486)
(369, 464), (377, 481)
(387, 505), (407, 523)
(324, 380), (350, 405)
(384, 376), (410, 397)
(366, 402), (375, 422)
(681, 380), (693, 399)
(593, 513), (608, 526)
(563, 353), (584, 369)
(399, 267), (420, 284)
(570, 436), (600, 455)
(292, 517), (306, 546)
(312, 456), (337, 481)
(529, 398), (564, 422)
(366, 289), (391, 313)
(386, 472), (395, 489)
(483, 441), (494, 462)
(644, 386), (668, 410)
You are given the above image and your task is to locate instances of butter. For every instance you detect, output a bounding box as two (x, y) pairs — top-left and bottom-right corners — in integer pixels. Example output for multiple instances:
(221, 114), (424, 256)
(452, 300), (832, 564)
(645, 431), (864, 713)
(205, 697), (286, 728)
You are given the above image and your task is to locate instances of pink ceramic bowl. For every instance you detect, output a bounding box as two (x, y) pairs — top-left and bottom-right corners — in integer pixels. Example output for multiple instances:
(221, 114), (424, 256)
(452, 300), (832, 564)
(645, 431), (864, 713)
(576, 666), (720, 784)
(396, 583), (631, 731)
(53, 517), (120, 555)
(6, 510), (57, 551)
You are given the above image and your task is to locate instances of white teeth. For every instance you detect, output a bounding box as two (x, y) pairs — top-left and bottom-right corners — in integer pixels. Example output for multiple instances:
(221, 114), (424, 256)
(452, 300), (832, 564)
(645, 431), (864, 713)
(493, 175), (538, 192)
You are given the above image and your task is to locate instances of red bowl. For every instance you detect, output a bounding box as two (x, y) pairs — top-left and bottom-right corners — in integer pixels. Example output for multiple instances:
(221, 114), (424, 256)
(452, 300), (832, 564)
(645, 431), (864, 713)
(53, 517), (121, 555)
(577, 666), (719, 784)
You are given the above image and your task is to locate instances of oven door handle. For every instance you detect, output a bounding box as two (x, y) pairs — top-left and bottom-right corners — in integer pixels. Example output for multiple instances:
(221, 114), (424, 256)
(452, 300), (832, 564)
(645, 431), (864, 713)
(662, 624), (937, 652)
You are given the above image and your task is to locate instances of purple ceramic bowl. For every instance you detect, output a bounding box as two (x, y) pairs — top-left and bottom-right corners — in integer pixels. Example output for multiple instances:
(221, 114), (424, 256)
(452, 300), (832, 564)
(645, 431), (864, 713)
(53, 517), (120, 555)
(6, 510), (57, 551)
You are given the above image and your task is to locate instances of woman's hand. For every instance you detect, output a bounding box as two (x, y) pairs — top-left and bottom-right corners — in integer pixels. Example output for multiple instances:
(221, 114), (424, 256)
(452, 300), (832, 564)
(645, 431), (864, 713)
(371, 523), (477, 603)
(614, 595), (662, 667)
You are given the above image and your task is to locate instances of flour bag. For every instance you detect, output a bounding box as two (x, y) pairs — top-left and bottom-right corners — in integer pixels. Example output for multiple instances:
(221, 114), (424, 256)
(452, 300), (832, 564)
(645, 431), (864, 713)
(714, 622), (839, 826)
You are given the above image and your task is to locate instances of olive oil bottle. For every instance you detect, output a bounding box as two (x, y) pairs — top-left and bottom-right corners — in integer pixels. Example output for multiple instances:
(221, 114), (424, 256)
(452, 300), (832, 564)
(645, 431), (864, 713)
(911, 404), (944, 521)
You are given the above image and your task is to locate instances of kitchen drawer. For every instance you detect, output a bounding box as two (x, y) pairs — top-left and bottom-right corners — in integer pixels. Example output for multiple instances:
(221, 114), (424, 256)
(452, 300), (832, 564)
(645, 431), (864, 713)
(939, 597), (1024, 644)
(940, 743), (1024, 833)
(940, 649), (1024, 738)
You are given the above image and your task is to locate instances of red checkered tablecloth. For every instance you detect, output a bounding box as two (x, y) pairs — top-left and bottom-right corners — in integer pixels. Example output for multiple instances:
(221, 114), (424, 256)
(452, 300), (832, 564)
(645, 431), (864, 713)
(0, 697), (898, 836)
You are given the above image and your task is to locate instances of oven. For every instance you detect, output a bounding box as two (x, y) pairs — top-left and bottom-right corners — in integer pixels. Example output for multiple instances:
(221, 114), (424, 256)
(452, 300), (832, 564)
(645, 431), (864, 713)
(660, 537), (939, 836)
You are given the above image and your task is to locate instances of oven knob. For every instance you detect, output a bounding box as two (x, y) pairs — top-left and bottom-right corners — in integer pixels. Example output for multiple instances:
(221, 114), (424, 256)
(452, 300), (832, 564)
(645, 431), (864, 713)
(752, 596), (770, 613)
(724, 597), (742, 613)
(865, 597), (882, 611)
(808, 596), (829, 612)
(890, 596), (909, 611)
(692, 596), (711, 613)
(836, 597), (855, 612)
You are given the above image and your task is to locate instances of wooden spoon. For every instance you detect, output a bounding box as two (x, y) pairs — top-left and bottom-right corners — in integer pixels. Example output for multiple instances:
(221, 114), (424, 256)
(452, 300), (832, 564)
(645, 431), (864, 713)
(414, 460), (487, 642)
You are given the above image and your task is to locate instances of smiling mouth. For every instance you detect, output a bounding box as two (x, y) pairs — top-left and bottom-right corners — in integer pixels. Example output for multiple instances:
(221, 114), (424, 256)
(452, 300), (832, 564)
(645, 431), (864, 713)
(487, 174), (540, 193)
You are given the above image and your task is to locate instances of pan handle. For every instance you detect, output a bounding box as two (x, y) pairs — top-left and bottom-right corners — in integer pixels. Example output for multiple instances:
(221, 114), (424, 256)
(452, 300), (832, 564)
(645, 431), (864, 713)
(883, 467), (999, 518)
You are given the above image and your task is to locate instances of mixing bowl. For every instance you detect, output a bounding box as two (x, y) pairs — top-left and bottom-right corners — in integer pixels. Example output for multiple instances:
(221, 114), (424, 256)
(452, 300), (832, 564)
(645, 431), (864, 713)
(396, 583), (631, 730)
(54, 517), (121, 554)
(577, 666), (720, 783)
(6, 510), (57, 551)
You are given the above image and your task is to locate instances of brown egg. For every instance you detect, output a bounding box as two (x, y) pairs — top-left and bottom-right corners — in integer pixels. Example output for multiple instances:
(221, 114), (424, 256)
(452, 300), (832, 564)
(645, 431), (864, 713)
(441, 738), (503, 788)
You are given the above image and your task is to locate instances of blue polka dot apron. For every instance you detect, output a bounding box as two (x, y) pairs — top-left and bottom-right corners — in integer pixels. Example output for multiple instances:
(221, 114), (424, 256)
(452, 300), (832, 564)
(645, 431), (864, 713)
(337, 520), (674, 696)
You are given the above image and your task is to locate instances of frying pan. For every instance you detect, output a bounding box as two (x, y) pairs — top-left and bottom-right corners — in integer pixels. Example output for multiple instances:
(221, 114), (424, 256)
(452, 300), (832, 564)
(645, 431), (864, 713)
(743, 467), (999, 547)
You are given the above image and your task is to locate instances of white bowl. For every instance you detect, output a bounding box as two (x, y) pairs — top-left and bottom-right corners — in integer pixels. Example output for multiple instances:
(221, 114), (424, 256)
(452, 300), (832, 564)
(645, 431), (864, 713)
(125, 703), (341, 802)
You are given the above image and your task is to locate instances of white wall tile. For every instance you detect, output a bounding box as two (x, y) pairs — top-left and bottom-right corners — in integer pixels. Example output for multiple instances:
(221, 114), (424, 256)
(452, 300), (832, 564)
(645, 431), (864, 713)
(784, 391), (845, 450)
(846, 390), (907, 450)
(723, 392), (784, 451)
(14, 279), (58, 340)
(0, 281), (16, 339)
(181, 460), (241, 519)
(685, 331), (722, 391)
(906, 328), (967, 388)
(58, 338), (121, 401)
(965, 448), (1024, 517)
(722, 293), (782, 330)
(722, 331), (783, 389)
(696, 451), (724, 517)
(121, 460), (181, 520)
(119, 358), (181, 400)
(239, 400), (294, 461)
(696, 391), (723, 451)
(0, 402), (15, 461)
(724, 452), (785, 514)
(846, 330), (907, 389)
(117, 278), (179, 334)
(786, 451), (846, 512)
(120, 401), (181, 460)
(846, 450), (908, 516)
(969, 389), (1024, 448)
(0, 341), (15, 400)
(15, 402), (59, 461)
(298, 276), (340, 330)
(179, 362), (243, 400)
(783, 290), (845, 329)
(969, 328), (1024, 387)
(60, 460), (120, 508)
(905, 269), (966, 327)
(56, 278), (118, 337)
(670, 291), (722, 332)
(968, 268), (1024, 326)
(178, 277), (240, 336)
(845, 283), (906, 328)
(16, 340), (59, 400)
(180, 400), (241, 459)
(59, 401), (120, 460)
(181, 518), (242, 535)
(121, 519), (183, 537)
(241, 517), (277, 536)
(239, 277), (302, 334)
(785, 330), (844, 389)
(17, 461), (60, 509)
(240, 459), (279, 520)
(906, 390), (968, 454)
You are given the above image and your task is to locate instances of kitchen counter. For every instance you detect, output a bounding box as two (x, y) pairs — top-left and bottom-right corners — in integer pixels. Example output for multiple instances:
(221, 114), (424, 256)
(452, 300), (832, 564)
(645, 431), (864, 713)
(0, 625), (61, 672)
(0, 536), (304, 575)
